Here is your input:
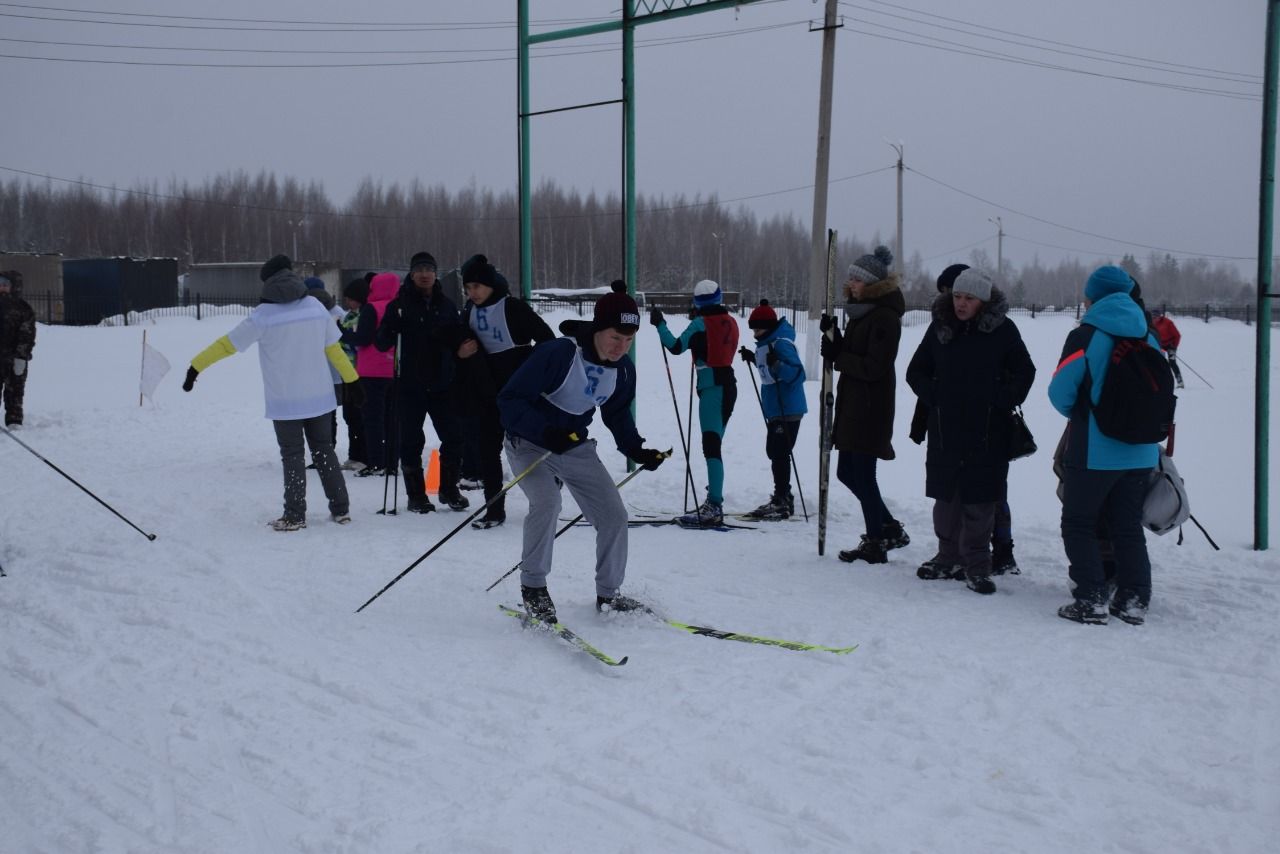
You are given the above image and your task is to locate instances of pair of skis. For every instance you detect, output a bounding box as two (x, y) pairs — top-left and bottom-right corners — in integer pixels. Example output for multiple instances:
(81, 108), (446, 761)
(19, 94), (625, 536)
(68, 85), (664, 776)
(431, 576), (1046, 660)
(499, 600), (856, 667)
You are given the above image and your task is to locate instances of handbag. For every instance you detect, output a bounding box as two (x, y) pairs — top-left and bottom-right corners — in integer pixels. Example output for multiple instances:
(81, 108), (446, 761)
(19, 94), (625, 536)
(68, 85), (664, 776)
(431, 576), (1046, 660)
(1007, 406), (1037, 461)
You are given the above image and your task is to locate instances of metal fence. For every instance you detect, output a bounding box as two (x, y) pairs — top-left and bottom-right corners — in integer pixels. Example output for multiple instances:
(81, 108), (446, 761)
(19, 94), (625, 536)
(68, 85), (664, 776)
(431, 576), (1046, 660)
(26, 290), (1277, 328)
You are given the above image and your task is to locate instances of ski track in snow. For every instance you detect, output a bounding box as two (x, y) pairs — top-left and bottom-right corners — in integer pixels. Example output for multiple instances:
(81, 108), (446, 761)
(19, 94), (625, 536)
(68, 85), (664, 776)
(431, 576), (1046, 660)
(2, 310), (1278, 853)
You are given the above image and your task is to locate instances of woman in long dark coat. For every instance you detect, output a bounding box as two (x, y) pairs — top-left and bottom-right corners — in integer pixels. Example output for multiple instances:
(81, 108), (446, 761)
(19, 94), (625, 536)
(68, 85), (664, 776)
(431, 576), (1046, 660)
(822, 246), (909, 565)
(905, 268), (1035, 595)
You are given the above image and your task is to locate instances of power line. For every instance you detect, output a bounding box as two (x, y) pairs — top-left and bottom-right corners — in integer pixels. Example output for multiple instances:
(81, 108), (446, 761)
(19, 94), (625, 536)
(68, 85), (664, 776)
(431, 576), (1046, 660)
(851, 0), (1260, 82)
(840, 1), (1259, 85)
(905, 165), (1255, 261)
(922, 234), (992, 263)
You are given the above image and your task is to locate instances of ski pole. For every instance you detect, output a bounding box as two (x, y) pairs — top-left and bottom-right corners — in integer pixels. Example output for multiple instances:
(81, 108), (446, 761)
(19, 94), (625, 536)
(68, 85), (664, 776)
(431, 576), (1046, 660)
(1, 426), (157, 541)
(380, 333), (402, 515)
(356, 450), (553, 613)
(685, 358), (697, 508)
(1175, 355), (1213, 389)
(740, 353), (809, 523)
(483, 455), (667, 592)
(658, 337), (698, 513)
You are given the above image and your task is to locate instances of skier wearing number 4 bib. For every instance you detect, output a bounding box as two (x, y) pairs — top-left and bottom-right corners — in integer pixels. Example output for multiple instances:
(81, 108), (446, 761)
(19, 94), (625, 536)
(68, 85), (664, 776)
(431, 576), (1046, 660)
(452, 253), (554, 529)
(651, 279), (739, 527)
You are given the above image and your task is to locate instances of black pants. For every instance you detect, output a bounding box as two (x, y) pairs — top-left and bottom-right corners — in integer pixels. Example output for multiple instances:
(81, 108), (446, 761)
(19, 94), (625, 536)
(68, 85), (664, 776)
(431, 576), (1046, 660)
(396, 386), (462, 480)
(932, 496), (997, 579)
(0, 357), (27, 426)
(765, 418), (800, 495)
(361, 377), (394, 470)
(836, 451), (892, 538)
(1061, 467), (1151, 607)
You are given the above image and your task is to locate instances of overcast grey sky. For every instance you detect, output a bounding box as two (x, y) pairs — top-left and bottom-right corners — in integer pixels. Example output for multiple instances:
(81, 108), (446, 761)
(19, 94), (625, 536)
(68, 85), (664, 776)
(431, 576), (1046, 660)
(1, 0), (1267, 276)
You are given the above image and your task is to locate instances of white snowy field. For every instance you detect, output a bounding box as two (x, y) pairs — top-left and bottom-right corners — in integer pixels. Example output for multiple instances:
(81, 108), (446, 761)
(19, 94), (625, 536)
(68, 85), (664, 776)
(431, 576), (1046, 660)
(2, 305), (1278, 854)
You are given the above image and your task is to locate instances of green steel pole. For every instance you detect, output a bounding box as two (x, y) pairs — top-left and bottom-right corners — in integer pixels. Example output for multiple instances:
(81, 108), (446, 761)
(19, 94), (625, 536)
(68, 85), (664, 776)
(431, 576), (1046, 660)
(624, 2), (636, 295)
(1256, 1), (1279, 550)
(518, 0), (532, 300)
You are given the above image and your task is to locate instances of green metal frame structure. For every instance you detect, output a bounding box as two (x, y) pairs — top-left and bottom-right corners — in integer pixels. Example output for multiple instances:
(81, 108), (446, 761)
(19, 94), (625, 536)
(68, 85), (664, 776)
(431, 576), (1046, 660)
(517, 1), (765, 301)
(1256, 0), (1278, 551)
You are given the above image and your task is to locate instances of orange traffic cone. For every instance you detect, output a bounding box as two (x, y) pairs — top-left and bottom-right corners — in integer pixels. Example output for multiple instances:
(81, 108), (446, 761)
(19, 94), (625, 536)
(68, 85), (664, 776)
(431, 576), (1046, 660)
(425, 448), (441, 495)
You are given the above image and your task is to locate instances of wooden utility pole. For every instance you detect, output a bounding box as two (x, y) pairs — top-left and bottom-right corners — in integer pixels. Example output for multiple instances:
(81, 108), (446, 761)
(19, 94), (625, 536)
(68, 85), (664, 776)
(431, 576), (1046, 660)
(805, 0), (841, 373)
(890, 142), (904, 275)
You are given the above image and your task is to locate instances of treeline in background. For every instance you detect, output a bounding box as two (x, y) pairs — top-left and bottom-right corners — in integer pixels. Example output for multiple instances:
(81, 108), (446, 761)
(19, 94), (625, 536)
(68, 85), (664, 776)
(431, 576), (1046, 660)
(0, 170), (1257, 308)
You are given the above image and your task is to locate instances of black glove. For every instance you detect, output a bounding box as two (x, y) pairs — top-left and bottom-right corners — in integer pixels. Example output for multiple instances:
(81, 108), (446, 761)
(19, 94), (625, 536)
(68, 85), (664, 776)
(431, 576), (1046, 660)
(649, 307), (665, 327)
(765, 347), (780, 367)
(819, 313), (838, 333)
(820, 327), (842, 361)
(344, 379), (365, 408)
(630, 447), (668, 471)
(182, 366), (199, 392)
(540, 428), (580, 455)
(738, 346), (755, 364)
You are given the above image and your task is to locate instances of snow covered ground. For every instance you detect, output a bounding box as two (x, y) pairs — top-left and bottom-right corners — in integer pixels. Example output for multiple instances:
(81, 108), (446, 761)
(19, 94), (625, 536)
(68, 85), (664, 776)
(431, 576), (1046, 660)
(2, 305), (1278, 853)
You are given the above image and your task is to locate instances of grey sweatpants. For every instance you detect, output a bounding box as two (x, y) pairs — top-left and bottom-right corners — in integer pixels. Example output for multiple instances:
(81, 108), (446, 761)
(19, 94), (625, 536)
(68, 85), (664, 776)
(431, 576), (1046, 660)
(932, 496), (997, 580)
(273, 413), (349, 522)
(505, 434), (628, 598)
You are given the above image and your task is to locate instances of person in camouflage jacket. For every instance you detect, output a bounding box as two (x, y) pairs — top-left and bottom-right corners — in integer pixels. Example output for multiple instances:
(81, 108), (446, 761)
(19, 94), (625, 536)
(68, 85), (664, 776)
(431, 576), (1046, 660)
(0, 270), (37, 427)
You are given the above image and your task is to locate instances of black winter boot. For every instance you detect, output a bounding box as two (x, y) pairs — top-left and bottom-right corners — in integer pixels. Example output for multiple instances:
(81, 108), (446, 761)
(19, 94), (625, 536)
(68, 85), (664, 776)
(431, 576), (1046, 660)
(991, 539), (1019, 575)
(916, 556), (964, 580)
(403, 468), (435, 514)
(471, 492), (506, 530)
(880, 519), (910, 550)
(437, 457), (469, 511)
(838, 536), (888, 564)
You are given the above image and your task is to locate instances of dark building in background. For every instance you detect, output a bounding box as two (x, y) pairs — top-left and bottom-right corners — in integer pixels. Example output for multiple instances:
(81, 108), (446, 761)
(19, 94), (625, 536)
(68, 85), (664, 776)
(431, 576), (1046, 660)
(0, 252), (64, 321)
(62, 257), (179, 325)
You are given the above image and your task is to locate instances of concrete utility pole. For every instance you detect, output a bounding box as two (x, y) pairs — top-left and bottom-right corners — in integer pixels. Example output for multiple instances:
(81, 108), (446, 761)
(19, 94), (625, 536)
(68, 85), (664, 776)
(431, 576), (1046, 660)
(989, 216), (1004, 279)
(805, 0), (841, 374)
(889, 141), (904, 275)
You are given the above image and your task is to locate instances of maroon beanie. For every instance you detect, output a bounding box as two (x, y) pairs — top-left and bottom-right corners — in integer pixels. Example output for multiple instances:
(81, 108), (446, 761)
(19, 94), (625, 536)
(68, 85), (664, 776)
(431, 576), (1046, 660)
(592, 280), (641, 332)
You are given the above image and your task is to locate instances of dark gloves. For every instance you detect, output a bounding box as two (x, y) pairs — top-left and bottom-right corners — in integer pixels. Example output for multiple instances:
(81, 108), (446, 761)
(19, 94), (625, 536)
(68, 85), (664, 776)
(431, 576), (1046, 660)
(541, 428), (581, 455)
(649, 307), (665, 327)
(765, 347), (780, 367)
(819, 313), (838, 333)
(182, 366), (199, 392)
(738, 346), (755, 364)
(630, 447), (669, 471)
(819, 328), (843, 361)
(344, 379), (365, 408)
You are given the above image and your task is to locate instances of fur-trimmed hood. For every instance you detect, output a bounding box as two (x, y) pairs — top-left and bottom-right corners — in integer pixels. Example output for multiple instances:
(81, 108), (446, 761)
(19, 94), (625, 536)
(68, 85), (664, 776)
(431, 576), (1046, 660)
(930, 286), (1009, 343)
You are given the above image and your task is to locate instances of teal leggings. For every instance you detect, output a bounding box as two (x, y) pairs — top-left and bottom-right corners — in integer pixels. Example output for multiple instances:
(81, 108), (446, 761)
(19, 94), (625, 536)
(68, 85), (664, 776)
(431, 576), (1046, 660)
(697, 382), (737, 504)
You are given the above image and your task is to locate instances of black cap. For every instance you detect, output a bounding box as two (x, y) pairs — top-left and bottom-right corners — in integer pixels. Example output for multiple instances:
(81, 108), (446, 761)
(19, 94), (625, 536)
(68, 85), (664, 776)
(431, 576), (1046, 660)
(259, 254), (292, 282)
(410, 252), (437, 272)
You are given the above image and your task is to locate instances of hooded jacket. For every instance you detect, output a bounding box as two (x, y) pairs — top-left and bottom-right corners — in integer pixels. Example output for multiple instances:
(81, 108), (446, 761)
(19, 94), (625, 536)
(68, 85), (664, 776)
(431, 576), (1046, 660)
(906, 287), (1036, 502)
(374, 277), (460, 392)
(344, 273), (398, 379)
(1048, 293), (1161, 471)
(0, 272), (36, 362)
(832, 274), (905, 458)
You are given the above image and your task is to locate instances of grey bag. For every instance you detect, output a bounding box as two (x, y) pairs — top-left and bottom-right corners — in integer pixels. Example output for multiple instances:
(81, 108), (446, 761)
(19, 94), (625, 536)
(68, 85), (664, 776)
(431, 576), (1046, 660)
(1143, 449), (1191, 536)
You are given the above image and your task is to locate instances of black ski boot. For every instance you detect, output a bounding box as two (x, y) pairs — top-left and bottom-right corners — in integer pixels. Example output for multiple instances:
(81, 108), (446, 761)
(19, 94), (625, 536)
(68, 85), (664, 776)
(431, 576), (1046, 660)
(744, 491), (793, 521)
(596, 594), (647, 613)
(838, 535), (888, 564)
(916, 556), (964, 580)
(1058, 598), (1108, 625)
(521, 585), (557, 623)
(965, 573), (997, 595)
(991, 539), (1019, 575)
(880, 519), (910, 550)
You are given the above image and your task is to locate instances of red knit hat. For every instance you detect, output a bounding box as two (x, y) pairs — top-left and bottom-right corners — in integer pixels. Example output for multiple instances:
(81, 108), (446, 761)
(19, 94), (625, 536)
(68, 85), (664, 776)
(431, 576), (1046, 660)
(593, 280), (641, 332)
(748, 299), (779, 330)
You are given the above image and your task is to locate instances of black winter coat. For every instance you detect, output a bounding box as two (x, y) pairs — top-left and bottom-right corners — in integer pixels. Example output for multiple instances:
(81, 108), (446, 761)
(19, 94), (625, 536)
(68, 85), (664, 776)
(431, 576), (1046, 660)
(374, 280), (461, 393)
(905, 289), (1035, 503)
(832, 276), (905, 459)
(0, 293), (36, 361)
(452, 291), (555, 416)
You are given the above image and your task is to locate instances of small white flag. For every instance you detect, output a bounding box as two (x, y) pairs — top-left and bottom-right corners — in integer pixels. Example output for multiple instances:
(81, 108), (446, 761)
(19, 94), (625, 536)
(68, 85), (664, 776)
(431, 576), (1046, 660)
(140, 341), (171, 401)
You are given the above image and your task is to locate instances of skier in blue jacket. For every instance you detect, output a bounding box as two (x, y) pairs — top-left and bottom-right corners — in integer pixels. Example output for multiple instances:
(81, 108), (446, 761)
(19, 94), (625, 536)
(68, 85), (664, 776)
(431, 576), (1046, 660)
(498, 281), (668, 624)
(1048, 265), (1161, 626)
(737, 299), (806, 520)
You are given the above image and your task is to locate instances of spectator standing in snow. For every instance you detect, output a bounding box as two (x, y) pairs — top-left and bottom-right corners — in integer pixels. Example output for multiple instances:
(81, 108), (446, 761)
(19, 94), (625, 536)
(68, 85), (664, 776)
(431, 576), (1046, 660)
(0, 271), (37, 427)
(498, 282), (668, 623)
(738, 299), (806, 520)
(650, 279), (739, 527)
(911, 263), (1020, 575)
(1048, 265), (1159, 625)
(336, 277), (369, 471)
(1151, 310), (1186, 389)
(906, 268), (1035, 595)
(451, 253), (554, 530)
(374, 252), (469, 514)
(343, 273), (399, 480)
(821, 246), (910, 564)
(182, 254), (364, 531)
